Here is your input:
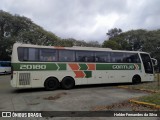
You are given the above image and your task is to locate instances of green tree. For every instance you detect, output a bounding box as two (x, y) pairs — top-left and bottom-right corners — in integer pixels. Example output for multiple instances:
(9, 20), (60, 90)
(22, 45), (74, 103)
(104, 29), (148, 51)
(106, 28), (122, 39)
(124, 29), (147, 51)
(0, 10), (15, 60)
(87, 40), (101, 47)
(0, 10), (61, 60)
(102, 40), (120, 50)
(104, 28), (160, 71)
(142, 30), (160, 71)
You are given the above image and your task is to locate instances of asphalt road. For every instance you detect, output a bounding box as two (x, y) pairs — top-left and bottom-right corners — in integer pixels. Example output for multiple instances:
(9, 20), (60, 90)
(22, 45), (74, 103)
(0, 75), (159, 120)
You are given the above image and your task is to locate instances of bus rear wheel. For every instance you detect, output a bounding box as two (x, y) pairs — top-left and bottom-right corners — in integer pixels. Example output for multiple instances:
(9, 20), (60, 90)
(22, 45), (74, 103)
(44, 77), (60, 90)
(132, 75), (141, 84)
(61, 77), (75, 90)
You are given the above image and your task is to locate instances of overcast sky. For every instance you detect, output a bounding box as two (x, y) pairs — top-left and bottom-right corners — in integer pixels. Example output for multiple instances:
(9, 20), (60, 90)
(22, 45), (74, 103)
(0, 0), (160, 43)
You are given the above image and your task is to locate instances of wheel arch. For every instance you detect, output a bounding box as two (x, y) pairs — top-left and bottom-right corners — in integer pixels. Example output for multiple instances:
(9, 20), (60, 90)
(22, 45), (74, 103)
(44, 76), (59, 86)
(132, 74), (141, 84)
(62, 76), (75, 85)
(61, 76), (75, 89)
(62, 76), (75, 81)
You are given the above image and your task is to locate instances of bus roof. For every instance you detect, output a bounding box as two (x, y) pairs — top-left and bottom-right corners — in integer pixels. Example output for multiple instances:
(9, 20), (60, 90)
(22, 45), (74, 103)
(13, 43), (148, 54)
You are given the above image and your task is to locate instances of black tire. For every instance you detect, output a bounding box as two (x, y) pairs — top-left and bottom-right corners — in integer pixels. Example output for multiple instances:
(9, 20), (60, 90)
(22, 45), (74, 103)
(44, 77), (60, 90)
(132, 75), (141, 84)
(61, 77), (75, 90)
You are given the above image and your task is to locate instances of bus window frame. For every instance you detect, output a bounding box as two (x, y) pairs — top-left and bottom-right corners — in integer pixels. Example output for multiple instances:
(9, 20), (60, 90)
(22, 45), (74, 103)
(17, 47), (141, 64)
(58, 49), (76, 62)
(75, 50), (95, 62)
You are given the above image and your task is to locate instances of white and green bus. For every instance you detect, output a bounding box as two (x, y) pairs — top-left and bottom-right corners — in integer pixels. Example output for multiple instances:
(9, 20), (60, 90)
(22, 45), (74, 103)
(11, 43), (155, 90)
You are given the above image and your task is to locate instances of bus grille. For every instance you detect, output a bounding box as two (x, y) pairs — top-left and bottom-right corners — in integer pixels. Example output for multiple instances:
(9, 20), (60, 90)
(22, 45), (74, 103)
(19, 73), (31, 85)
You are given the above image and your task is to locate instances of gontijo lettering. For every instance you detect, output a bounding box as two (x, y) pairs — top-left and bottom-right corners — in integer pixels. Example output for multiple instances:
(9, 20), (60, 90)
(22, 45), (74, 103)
(112, 65), (135, 70)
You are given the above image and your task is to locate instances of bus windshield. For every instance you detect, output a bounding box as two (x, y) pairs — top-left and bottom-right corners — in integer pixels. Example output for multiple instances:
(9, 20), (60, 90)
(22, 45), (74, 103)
(140, 53), (153, 74)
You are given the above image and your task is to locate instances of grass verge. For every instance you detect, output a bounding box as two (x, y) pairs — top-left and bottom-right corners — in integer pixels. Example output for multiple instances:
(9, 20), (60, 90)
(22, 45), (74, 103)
(119, 74), (160, 109)
(138, 93), (160, 105)
(119, 73), (160, 92)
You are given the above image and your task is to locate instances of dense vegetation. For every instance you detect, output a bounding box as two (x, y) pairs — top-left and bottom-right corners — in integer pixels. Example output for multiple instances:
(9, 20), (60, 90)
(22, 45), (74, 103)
(0, 10), (100, 60)
(0, 10), (160, 70)
(103, 28), (160, 71)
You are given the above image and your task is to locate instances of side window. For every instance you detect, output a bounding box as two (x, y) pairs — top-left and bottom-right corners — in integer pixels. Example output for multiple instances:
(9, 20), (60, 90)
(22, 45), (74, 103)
(18, 47), (28, 61)
(95, 52), (110, 62)
(59, 50), (75, 62)
(111, 52), (124, 63)
(18, 47), (39, 61)
(76, 51), (94, 62)
(18, 47), (58, 62)
(28, 48), (39, 61)
(40, 49), (57, 62)
(1, 62), (6, 67)
(2, 62), (10, 67)
(124, 53), (140, 63)
(7, 62), (10, 67)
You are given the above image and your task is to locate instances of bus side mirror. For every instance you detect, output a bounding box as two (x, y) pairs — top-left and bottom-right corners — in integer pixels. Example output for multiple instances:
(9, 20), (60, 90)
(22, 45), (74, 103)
(151, 58), (158, 66)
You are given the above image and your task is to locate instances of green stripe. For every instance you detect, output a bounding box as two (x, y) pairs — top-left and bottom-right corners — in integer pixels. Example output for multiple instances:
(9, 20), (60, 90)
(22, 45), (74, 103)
(79, 64), (88, 70)
(96, 64), (141, 70)
(12, 63), (66, 71)
(58, 63), (66, 70)
(12, 63), (141, 71)
(84, 71), (92, 78)
(96, 64), (112, 70)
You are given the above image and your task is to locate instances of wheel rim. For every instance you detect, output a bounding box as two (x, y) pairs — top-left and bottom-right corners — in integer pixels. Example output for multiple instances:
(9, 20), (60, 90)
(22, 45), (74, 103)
(65, 79), (72, 87)
(48, 80), (55, 88)
(133, 76), (140, 83)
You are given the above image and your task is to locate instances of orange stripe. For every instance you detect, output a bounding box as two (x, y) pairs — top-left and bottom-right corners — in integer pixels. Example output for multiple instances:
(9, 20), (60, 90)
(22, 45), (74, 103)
(69, 64), (79, 70)
(74, 71), (85, 78)
(87, 64), (95, 70)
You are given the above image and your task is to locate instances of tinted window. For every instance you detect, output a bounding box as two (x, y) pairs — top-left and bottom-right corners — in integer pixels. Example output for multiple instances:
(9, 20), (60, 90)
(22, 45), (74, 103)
(18, 47), (58, 62)
(76, 51), (94, 62)
(140, 53), (153, 74)
(18, 47), (28, 61)
(59, 50), (75, 62)
(95, 52), (110, 62)
(111, 52), (125, 63)
(18, 47), (39, 61)
(28, 48), (39, 61)
(0, 62), (11, 67)
(109, 52), (140, 63)
(123, 53), (140, 63)
(40, 49), (57, 61)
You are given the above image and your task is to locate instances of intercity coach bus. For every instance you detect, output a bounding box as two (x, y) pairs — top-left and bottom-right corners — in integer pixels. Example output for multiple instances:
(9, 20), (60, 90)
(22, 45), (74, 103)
(11, 43), (155, 90)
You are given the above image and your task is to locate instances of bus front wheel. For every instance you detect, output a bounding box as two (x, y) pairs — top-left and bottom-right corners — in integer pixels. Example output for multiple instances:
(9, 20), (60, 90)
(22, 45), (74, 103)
(44, 77), (60, 90)
(61, 77), (75, 90)
(132, 75), (141, 84)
